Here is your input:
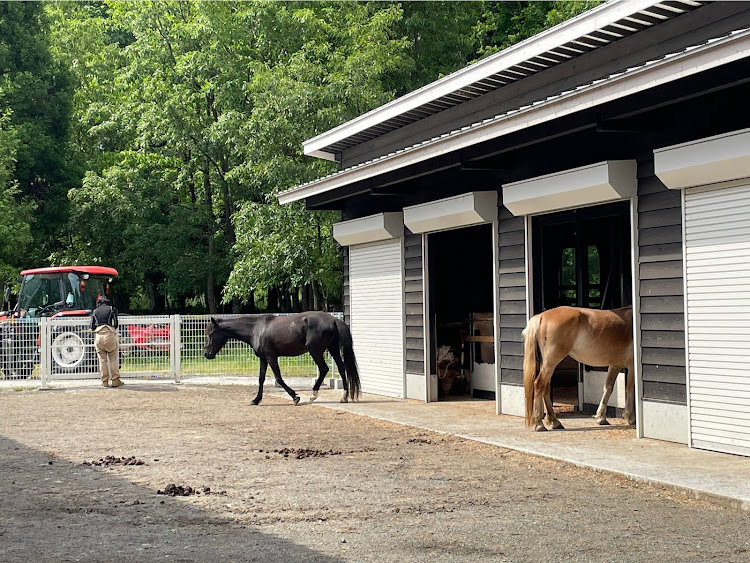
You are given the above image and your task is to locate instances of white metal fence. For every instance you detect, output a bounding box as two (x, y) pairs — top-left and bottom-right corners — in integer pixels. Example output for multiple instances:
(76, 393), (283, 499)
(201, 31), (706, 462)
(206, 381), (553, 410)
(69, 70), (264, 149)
(0, 317), (41, 380)
(7, 313), (341, 387)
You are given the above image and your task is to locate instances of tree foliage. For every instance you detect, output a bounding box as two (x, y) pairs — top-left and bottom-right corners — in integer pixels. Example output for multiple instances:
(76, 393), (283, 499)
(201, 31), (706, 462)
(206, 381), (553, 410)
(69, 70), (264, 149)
(6, 1), (598, 312)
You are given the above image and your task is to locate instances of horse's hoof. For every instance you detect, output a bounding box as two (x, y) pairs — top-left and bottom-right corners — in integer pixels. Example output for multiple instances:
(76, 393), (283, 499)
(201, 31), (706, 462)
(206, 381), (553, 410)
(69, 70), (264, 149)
(626, 416), (636, 426)
(309, 395), (317, 403)
(293, 396), (301, 406)
(340, 394), (349, 404)
(534, 423), (547, 432)
(594, 417), (610, 426)
(551, 421), (565, 430)
(251, 399), (261, 406)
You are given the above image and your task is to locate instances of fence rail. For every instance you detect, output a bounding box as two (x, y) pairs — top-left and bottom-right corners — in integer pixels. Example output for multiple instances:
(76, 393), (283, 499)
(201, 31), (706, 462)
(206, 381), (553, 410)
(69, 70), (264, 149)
(0, 313), (341, 387)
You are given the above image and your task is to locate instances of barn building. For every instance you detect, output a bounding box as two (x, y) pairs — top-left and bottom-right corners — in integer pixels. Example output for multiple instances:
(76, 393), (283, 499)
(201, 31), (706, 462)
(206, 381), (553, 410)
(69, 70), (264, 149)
(279, 0), (750, 457)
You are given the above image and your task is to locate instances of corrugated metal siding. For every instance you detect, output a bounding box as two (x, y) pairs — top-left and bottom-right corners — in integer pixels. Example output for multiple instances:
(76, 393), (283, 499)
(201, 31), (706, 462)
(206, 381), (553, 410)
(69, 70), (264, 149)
(404, 229), (424, 375)
(349, 239), (405, 398)
(498, 202), (527, 385)
(685, 183), (750, 457)
(342, 246), (350, 326)
(638, 160), (686, 403)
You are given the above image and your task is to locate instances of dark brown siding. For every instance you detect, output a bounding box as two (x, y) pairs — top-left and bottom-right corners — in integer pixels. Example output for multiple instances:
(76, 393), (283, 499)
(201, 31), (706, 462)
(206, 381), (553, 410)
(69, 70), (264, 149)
(498, 201), (526, 386)
(638, 158), (686, 404)
(342, 246), (350, 326)
(404, 229), (424, 374)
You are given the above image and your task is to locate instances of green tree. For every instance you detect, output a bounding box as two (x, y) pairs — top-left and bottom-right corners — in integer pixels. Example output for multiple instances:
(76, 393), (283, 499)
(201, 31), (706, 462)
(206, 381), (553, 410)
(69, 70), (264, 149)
(0, 109), (33, 286)
(0, 2), (75, 265)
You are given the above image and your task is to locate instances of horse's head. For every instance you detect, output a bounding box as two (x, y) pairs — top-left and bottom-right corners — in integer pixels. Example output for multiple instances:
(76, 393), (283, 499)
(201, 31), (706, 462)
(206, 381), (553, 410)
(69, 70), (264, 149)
(204, 317), (229, 359)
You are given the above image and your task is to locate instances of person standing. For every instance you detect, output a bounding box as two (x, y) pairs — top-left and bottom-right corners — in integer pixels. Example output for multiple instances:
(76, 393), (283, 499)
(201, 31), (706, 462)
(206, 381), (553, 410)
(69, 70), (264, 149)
(91, 296), (123, 387)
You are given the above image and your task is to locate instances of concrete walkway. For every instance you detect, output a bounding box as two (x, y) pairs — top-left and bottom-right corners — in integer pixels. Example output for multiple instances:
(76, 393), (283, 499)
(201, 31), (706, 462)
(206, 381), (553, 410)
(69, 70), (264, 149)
(4, 377), (749, 511)
(310, 390), (750, 512)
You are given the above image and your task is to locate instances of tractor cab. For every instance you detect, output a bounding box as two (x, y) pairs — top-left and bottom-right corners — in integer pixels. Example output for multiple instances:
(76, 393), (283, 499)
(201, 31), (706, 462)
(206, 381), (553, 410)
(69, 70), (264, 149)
(14, 266), (117, 319)
(0, 266), (118, 378)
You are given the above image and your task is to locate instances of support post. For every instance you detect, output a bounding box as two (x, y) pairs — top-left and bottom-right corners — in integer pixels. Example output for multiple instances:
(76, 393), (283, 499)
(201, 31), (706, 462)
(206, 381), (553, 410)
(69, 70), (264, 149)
(40, 318), (49, 390)
(172, 315), (182, 384)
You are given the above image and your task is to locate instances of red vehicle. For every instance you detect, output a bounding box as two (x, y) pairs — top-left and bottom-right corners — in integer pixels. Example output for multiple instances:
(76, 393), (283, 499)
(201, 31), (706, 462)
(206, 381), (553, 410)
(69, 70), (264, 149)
(0, 266), (168, 377)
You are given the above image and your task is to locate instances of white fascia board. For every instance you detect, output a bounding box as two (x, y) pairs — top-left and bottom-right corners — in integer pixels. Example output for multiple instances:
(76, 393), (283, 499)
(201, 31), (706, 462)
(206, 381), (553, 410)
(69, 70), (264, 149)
(302, 0), (662, 160)
(502, 160), (636, 216)
(403, 191), (498, 234)
(279, 29), (750, 206)
(654, 127), (750, 189)
(333, 212), (403, 246)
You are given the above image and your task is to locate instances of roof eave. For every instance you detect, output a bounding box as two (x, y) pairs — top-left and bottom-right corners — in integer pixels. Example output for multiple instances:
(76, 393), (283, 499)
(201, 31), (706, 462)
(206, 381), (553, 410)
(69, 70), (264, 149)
(301, 0), (675, 159)
(280, 28), (750, 206)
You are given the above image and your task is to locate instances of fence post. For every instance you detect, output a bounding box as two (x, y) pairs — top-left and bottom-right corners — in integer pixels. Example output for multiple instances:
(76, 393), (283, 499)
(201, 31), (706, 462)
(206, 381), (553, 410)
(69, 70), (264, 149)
(39, 318), (49, 390)
(172, 314), (182, 384)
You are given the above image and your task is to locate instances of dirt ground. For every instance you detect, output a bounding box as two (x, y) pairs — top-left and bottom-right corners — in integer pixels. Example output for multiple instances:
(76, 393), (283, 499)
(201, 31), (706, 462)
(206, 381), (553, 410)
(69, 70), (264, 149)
(1, 383), (748, 563)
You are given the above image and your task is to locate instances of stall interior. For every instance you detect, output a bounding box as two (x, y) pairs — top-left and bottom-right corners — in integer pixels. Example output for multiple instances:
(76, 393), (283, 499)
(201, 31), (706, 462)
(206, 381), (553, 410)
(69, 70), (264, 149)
(531, 201), (632, 413)
(428, 223), (494, 400)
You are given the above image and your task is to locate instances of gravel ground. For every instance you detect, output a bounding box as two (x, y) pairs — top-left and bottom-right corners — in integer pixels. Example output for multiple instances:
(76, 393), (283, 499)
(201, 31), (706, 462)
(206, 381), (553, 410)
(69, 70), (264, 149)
(0, 383), (748, 562)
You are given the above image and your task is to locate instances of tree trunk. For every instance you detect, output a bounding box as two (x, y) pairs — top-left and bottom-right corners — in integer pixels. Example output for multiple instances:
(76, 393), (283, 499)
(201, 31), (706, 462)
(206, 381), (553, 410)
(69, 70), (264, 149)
(291, 287), (300, 312)
(205, 266), (217, 314)
(311, 279), (321, 311)
(267, 287), (278, 312)
(301, 284), (310, 311)
(231, 297), (240, 314)
(203, 157), (218, 315)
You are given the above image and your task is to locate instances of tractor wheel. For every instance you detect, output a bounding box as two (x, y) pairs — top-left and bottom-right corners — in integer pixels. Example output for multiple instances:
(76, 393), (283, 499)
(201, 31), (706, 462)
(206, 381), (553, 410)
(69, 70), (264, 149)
(51, 330), (96, 373)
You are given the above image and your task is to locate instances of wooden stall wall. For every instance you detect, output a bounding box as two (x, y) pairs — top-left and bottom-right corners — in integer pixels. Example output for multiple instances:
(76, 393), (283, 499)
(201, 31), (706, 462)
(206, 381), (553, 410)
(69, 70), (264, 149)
(637, 158), (687, 404)
(498, 200), (527, 386)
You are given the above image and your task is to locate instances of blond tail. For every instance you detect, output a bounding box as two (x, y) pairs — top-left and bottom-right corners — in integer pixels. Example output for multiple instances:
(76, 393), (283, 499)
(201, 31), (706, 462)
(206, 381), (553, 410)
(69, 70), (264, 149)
(523, 315), (541, 426)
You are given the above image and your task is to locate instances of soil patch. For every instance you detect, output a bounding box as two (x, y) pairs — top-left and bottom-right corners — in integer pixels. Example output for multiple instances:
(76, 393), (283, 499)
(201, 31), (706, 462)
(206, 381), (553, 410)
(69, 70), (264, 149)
(0, 384), (748, 562)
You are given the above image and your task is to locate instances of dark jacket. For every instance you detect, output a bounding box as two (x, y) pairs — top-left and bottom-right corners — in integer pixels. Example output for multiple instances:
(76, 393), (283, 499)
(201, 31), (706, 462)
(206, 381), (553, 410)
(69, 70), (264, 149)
(91, 303), (119, 331)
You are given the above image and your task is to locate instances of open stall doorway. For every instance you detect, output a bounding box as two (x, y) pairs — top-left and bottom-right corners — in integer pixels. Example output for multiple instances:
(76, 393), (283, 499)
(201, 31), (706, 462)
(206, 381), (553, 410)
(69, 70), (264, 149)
(428, 223), (495, 401)
(531, 201), (632, 414)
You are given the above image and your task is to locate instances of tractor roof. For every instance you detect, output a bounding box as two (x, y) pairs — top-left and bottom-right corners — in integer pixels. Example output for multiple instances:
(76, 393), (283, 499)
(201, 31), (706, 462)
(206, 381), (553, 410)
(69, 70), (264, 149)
(20, 266), (119, 277)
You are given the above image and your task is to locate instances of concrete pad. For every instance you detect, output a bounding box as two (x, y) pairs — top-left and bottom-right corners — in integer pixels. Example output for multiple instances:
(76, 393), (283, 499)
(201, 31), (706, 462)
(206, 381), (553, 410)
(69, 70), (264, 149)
(310, 391), (750, 512)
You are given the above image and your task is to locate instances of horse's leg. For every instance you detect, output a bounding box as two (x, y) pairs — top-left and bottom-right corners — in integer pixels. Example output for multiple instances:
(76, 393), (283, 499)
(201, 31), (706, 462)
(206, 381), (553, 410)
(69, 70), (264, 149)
(542, 383), (565, 430)
(328, 347), (349, 403)
(308, 349), (329, 403)
(251, 359), (268, 405)
(268, 356), (300, 406)
(593, 365), (620, 425)
(532, 363), (556, 432)
(623, 360), (636, 425)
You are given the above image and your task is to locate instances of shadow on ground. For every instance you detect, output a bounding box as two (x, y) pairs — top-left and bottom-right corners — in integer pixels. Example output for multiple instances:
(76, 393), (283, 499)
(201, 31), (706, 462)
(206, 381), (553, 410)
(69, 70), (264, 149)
(0, 434), (341, 563)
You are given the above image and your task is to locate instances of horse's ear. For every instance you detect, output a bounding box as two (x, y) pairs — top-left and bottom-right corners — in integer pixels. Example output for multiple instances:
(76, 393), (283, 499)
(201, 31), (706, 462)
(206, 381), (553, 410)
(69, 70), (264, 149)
(210, 316), (220, 328)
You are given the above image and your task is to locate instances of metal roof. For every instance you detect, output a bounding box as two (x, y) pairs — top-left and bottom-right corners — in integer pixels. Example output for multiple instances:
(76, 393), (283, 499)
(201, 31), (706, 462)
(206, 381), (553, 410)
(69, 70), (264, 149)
(280, 26), (750, 205)
(303, 0), (707, 160)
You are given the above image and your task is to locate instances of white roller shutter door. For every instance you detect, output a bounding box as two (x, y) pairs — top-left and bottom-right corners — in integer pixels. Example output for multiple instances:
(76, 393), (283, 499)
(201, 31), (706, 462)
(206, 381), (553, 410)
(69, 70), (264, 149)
(685, 183), (750, 457)
(349, 239), (404, 398)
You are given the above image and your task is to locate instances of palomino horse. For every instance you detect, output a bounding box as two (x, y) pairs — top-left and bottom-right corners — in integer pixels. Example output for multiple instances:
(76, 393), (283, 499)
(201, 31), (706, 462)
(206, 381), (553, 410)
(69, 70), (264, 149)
(523, 306), (634, 432)
(203, 312), (361, 405)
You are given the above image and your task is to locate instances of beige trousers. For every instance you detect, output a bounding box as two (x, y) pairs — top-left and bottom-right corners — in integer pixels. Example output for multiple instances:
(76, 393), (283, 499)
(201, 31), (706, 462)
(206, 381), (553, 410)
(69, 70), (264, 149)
(94, 326), (120, 383)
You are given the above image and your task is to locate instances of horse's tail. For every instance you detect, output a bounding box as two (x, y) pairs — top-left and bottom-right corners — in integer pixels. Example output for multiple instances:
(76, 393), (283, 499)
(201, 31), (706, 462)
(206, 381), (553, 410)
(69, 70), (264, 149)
(523, 314), (542, 427)
(335, 318), (361, 400)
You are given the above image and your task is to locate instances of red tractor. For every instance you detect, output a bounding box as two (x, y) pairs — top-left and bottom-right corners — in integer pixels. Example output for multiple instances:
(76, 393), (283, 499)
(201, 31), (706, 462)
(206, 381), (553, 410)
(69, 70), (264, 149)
(0, 266), (118, 377)
(0, 266), (169, 378)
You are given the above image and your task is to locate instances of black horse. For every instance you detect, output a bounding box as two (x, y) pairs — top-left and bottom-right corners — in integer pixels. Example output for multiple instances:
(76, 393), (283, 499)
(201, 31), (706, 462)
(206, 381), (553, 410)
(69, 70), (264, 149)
(203, 311), (361, 406)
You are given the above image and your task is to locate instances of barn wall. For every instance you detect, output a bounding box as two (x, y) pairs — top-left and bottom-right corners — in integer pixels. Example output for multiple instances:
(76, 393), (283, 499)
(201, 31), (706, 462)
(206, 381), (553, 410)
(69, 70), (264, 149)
(404, 228), (424, 377)
(497, 199), (527, 387)
(637, 157), (686, 404)
(342, 246), (350, 326)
